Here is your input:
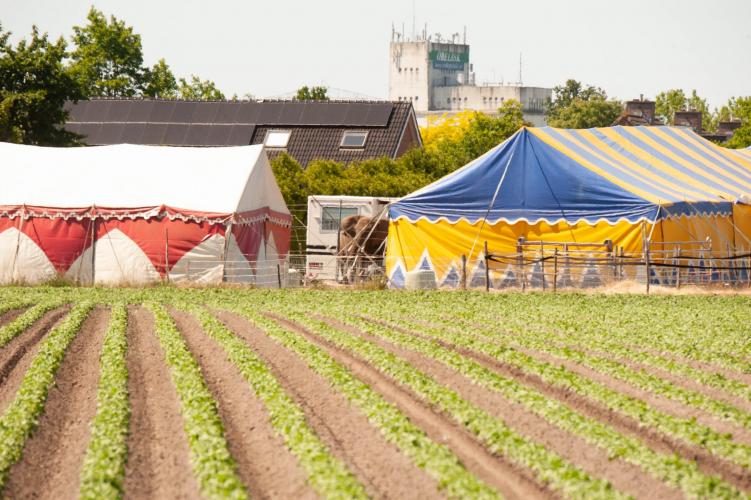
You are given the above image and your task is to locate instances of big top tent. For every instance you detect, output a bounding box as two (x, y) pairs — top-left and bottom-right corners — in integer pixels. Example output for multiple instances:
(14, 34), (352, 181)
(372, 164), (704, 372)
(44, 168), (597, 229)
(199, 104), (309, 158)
(386, 126), (751, 287)
(0, 142), (291, 285)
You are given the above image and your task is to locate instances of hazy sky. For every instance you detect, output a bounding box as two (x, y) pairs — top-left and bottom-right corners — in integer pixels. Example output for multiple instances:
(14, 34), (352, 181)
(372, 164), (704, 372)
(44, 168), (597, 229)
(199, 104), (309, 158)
(2, 0), (749, 108)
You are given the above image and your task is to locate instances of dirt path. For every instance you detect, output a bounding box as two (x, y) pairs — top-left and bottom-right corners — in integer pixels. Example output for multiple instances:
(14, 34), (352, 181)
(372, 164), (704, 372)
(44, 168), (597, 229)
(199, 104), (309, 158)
(216, 310), (445, 500)
(3, 307), (109, 499)
(261, 311), (551, 500)
(319, 315), (680, 499)
(370, 318), (751, 493)
(0, 306), (26, 328)
(170, 309), (316, 499)
(0, 307), (69, 414)
(123, 306), (200, 500)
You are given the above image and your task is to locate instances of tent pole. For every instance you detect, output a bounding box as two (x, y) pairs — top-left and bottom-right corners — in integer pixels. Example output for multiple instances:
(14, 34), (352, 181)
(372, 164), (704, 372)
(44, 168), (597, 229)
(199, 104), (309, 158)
(221, 221), (233, 283)
(91, 212), (97, 286)
(11, 206), (24, 283)
(484, 241), (490, 292)
(164, 228), (170, 283)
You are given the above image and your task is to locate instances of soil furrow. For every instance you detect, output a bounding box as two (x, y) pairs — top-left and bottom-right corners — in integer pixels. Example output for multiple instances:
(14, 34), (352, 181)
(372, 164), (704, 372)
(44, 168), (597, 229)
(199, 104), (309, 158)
(366, 317), (751, 492)
(170, 309), (317, 500)
(317, 314), (680, 500)
(215, 310), (445, 500)
(510, 343), (751, 447)
(3, 307), (109, 499)
(123, 306), (200, 500)
(0, 307), (69, 414)
(0, 307), (27, 328)
(262, 311), (552, 500)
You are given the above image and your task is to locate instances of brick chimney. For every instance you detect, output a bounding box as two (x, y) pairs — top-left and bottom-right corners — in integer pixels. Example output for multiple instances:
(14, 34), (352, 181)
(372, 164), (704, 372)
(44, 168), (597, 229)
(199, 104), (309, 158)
(674, 110), (703, 133)
(718, 120), (742, 134)
(624, 95), (656, 125)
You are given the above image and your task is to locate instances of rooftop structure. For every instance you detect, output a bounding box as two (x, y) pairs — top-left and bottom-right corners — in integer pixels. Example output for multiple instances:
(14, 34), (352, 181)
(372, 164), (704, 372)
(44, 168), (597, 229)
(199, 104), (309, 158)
(65, 99), (422, 167)
(388, 27), (552, 126)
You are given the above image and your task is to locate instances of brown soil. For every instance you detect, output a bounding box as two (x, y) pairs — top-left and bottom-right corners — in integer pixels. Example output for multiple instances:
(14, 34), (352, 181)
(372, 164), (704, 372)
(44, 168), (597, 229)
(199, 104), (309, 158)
(580, 345), (751, 421)
(3, 307), (110, 499)
(317, 314), (680, 499)
(0, 307), (27, 328)
(123, 306), (200, 500)
(215, 310), (445, 500)
(364, 317), (751, 492)
(261, 311), (551, 500)
(0, 306), (70, 414)
(169, 309), (316, 499)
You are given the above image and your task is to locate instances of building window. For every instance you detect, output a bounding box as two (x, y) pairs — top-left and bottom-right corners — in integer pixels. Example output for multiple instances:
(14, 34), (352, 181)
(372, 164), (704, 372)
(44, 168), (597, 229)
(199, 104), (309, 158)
(340, 131), (368, 149)
(321, 206), (359, 232)
(264, 130), (291, 148)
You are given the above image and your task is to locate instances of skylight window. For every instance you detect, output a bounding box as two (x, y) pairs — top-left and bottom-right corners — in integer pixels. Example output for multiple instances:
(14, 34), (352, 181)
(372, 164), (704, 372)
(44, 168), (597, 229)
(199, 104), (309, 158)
(264, 130), (291, 148)
(340, 131), (368, 149)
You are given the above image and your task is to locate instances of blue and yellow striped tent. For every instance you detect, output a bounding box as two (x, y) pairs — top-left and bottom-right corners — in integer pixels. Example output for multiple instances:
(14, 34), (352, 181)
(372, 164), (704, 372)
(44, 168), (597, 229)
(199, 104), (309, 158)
(386, 126), (751, 284)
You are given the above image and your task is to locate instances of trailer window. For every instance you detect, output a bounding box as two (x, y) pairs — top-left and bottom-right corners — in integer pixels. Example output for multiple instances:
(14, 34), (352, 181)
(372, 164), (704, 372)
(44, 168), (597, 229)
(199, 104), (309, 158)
(321, 206), (359, 232)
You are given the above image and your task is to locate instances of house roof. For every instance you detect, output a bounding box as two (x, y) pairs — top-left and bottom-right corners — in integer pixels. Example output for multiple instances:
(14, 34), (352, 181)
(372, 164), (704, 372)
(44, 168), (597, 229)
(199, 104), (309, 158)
(64, 99), (421, 167)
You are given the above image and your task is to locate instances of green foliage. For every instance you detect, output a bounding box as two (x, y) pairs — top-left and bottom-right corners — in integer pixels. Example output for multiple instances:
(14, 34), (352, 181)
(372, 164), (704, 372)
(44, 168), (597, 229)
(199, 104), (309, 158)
(143, 58), (177, 98)
(192, 307), (367, 498)
(0, 302), (94, 490)
(0, 25), (82, 145)
(655, 89), (712, 130)
(69, 8), (145, 98)
(79, 304), (130, 500)
(722, 97), (751, 148)
(0, 300), (63, 348)
(547, 79), (622, 129)
(296, 85), (328, 101)
(177, 75), (225, 100)
(241, 308), (498, 499)
(147, 303), (246, 499)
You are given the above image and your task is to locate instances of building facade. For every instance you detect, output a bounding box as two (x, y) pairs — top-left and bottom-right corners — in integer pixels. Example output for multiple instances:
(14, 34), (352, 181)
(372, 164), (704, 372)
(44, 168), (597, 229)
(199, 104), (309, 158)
(388, 31), (551, 126)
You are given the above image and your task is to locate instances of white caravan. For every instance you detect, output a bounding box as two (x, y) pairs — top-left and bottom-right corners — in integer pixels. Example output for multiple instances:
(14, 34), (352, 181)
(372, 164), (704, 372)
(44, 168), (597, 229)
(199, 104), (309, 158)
(305, 195), (396, 281)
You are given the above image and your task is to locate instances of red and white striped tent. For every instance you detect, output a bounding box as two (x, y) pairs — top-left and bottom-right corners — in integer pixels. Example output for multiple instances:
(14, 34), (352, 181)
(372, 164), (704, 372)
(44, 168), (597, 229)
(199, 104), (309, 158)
(0, 142), (291, 284)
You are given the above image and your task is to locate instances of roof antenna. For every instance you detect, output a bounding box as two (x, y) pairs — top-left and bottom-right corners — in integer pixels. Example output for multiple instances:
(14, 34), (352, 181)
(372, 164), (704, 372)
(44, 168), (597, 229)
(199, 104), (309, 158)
(412, 0), (416, 41)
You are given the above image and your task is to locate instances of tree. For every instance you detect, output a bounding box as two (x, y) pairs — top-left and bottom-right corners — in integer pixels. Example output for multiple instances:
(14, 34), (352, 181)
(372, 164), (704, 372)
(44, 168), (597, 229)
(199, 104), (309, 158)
(546, 79), (622, 128)
(296, 85), (328, 101)
(655, 88), (713, 130)
(69, 7), (145, 97)
(143, 58), (176, 98)
(177, 75), (225, 100)
(0, 25), (82, 145)
(722, 97), (751, 149)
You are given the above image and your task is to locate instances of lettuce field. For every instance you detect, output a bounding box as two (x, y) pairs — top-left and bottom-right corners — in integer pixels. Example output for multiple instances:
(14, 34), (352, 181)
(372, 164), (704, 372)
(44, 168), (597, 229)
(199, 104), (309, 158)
(0, 287), (749, 499)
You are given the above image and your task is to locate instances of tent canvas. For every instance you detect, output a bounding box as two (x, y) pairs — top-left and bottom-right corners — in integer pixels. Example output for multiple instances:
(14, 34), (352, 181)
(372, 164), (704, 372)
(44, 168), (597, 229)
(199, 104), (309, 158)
(0, 142), (291, 284)
(387, 125), (751, 287)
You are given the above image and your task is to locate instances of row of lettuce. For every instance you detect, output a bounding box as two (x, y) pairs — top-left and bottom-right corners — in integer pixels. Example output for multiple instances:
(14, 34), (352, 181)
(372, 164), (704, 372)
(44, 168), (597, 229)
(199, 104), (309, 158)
(0, 288), (748, 500)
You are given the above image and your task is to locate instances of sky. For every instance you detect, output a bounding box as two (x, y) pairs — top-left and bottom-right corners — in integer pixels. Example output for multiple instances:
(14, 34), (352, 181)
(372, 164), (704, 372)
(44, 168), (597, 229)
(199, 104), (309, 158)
(2, 0), (750, 109)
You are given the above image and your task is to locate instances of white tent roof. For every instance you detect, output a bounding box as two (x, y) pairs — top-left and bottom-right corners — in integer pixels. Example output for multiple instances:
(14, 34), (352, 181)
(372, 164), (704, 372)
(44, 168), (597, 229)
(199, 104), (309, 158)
(0, 142), (289, 216)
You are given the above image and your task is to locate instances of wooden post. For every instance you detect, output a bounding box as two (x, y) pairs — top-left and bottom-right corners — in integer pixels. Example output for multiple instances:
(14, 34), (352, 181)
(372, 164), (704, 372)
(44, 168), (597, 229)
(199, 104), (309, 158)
(277, 263), (282, 289)
(461, 254), (467, 290)
(186, 260), (191, 282)
(553, 248), (558, 293)
(90, 218), (97, 286)
(675, 249), (681, 289)
(645, 245), (651, 294)
(484, 241), (490, 292)
(164, 229), (170, 283)
(335, 200), (343, 283)
(540, 241), (546, 291)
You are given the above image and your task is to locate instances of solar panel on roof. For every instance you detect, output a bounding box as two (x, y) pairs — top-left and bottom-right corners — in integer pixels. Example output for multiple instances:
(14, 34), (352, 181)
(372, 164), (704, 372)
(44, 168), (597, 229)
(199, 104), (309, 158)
(170, 101), (197, 123)
(162, 124), (189, 145)
(81, 101), (111, 122)
(207, 124), (233, 145)
(75, 123), (102, 144)
(120, 123), (145, 144)
(141, 123), (168, 144)
(278, 102), (304, 124)
(106, 101), (132, 122)
(97, 123), (126, 144)
(191, 102), (219, 123)
(66, 100), (87, 121)
(234, 102), (260, 124)
(148, 101), (176, 123)
(215, 102), (240, 123)
(363, 103), (394, 126)
(257, 102), (286, 123)
(308, 102), (348, 125)
(126, 100), (154, 122)
(185, 125), (213, 146)
(342, 103), (369, 125)
(227, 124), (255, 145)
